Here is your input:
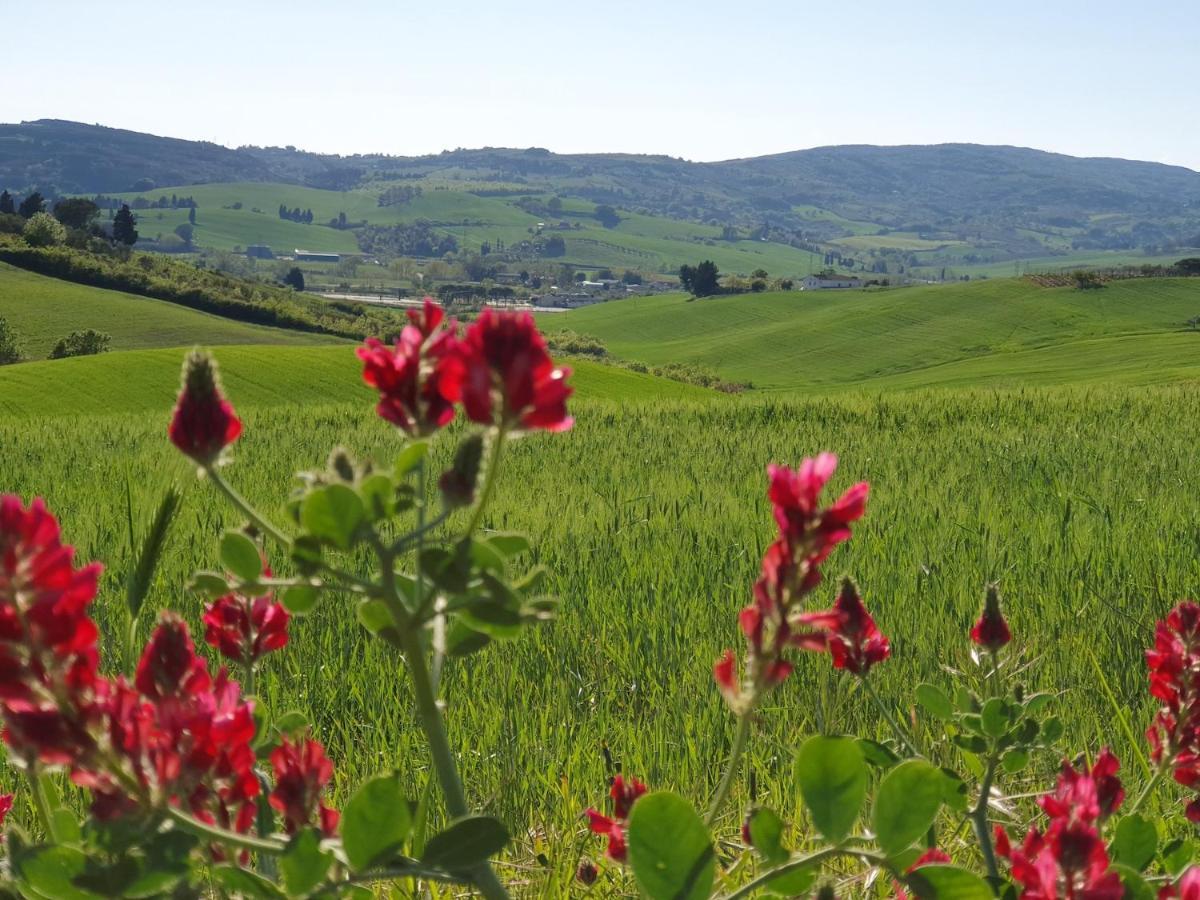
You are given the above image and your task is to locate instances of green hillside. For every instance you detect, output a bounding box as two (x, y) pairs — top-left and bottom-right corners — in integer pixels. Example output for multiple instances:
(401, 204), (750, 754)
(0, 262), (345, 358)
(0, 345), (714, 419)
(547, 277), (1200, 391)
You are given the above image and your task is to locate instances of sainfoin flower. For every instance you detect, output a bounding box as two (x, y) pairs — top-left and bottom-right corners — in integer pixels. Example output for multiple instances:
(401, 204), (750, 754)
(269, 735), (339, 836)
(895, 847), (951, 900)
(203, 591), (290, 668)
(714, 456), (871, 711)
(456, 308), (573, 433)
(585, 775), (647, 863)
(997, 752), (1124, 900)
(1160, 867), (1200, 900)
(1145, 601), (1200, 818)
(0, 495), (105, 768)
(971, 584), (1012, 652)
(169, 350), (242, 465)
(0, 794), (11, 826)
(825, 579), (890, 676)
(357, 298), (459, 436)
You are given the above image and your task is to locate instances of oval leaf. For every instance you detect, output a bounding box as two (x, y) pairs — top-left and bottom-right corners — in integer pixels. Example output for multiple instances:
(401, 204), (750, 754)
(421, 815), (509, 871)
(794, 735), (868, 845)
(1112, 814), (1158, 872)
(342, 774), (413, 871)
(220, 531), (262, 582)
(906, 864), (993, 900)
(916, 683), (955, 721)
(281, 828), (333, 896)
(282, 584), (319, 615)
(873, 759), (944, 854)
(627, 792), (715, 900)
(301, 484), (364, 550)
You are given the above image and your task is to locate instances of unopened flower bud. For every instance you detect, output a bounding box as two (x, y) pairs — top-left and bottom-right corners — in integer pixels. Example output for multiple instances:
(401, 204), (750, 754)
(169, 349), (242, 465)
(439, 433), (484, 509)
(576, 859), (598, 885)
(971, 584), (1012, 652)
(329, 447), (356, 483)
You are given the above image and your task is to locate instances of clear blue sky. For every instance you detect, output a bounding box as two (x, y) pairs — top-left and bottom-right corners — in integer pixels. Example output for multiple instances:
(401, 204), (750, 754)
(8, 0), (1199, 170)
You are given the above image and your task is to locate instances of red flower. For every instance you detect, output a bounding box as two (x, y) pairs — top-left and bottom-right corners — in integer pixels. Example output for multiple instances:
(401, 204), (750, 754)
(168, 350), (242, 465)
(134, 614), (211, 702)
(454, 309), (573, 433)
(585, 775), (646, 863)
(269, 735), (339, 836)
(1146, 601), (1200, 819)
(0, 495), (105, 768)
(203, 592), (290, 668)
(358, 299), (459, 436)
(1003, 756), (1124, 900)
(767, 455), (868, 572)
(825, 579), (890, 676)
(0, 793), (11, 826)
(577, 859), (599, 885)
(971, 585), (1012, 652)
(1161, 868), (1200, 900)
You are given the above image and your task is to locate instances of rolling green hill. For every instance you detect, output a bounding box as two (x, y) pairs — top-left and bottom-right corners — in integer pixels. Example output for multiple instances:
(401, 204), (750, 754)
(0, 345), (714, 419)
(545, 278), (1200, 391)
(0, 262), (346, 358)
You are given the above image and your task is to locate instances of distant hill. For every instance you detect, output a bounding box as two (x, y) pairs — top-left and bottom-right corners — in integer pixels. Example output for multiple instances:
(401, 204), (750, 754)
(3, 119), (1200, 264)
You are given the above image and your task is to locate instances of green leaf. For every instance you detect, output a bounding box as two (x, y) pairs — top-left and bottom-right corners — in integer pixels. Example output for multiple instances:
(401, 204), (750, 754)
(459, 598), (523, 639)
(421, 815), (509, 871)
(1112, 814), (1157, 872)
(301, 485), (365, 550)
(765, 867), (816, 897)
(469, 539), (508, 573)
(212, 864), (286, 899)
(394, 441), (429, 478)
(342, 774), (413, 872)
(905, 864), (994, 900)
(1023, 693), (1055, 715)
(1162, 838), (1195, 876)
(857, 738), (900, 770)
(220, 531), (262, 581)
(356, 599), (398, 636)
(485, 533), (530, 560)
(939, 769), (970, 813)
(794, 735), (867, 845)
(626, 792), (714, 900)
(281, 828), (334, 896)
(13, 846), (106, 900)
(980, 698), (1009, 738)
(358, 474), (395, 521)
(189, 571), (230, 599)
(126, 486), (180, 621)
(746, 807), (787, 865)
(1111, 864), (1155, 900)
(1041, 716), (1064, 743)
(282, 584), (319, 615)
(446, 619), (492, 657)
(872, 759), (944, 854)
(1001, 749), (1030, 774)
(916, 683), (955, 721)
(274, 710), (309, 737)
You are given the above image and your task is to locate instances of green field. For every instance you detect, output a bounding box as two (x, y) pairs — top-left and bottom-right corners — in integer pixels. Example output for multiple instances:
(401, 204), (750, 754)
(0, 262), (344, 358)
(4, 268), (1200, 891)
(545, 278), (1200, 390)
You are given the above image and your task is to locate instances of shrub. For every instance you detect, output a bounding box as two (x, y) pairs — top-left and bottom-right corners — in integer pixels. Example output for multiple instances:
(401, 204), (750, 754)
(48, 328), (112, 359)
(0, 213), (23, 236)
(21, 212), (66, 247)
(0, 316), (21, 364)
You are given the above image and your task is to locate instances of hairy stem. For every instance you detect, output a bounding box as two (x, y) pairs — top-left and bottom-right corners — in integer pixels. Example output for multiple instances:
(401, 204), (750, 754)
(464, 427), (507, 537)
(205, 467), (292, 548)
(862, 677), (920, 758)
(719, 846), (891, 900)
(1127, 763), (1169, 817)
(166, 805), (286, 855)
(25, 769), (54, 839)
(970, 752), (1001, 881)
(706, 714), (752, 827)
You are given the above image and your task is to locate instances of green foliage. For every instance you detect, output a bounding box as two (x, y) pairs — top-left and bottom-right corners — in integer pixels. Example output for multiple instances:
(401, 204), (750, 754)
(48, 328), (111, 359)
(23, 212), (67, 247)
(283, 266), (305, 291)
(627, 792), (714, 900)
(0, 315), (22, 365)
(794, 736), (867, 844)
(341, 775), (412, 871)
(871, 760), (944, 853)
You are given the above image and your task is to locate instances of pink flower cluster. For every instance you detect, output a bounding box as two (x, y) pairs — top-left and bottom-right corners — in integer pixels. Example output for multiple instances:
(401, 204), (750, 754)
(358, 299), (573, 437)
(1146, 601), (1200, 821)
(585, 775), (647, 863)
(714, 454), (878, 711)
(0, 495), (334, 844)
(997, 750), (1124, 900)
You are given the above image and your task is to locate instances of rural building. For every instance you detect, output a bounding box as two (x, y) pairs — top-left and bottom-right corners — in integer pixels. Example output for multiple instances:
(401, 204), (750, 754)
(294, 249), (341, 263)
(801, 274), (865, 290)
(245, 245), (274, 259)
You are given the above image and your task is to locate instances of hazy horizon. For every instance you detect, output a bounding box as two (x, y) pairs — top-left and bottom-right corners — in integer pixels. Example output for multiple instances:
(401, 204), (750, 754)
(9, 0), (1200, 170)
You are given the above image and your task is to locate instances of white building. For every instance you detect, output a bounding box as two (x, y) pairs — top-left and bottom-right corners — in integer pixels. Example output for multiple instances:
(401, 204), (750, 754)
(801, 275), (865, 290)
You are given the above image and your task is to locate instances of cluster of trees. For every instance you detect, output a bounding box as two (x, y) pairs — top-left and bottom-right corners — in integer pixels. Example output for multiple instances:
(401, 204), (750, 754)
(678, 260), (720, 296)
(594, 204), (621, 229)
(0, 319), (112, 365)
(356, 222), (459, 258)
(539, 235), (566, 257)
(118, 194), (197, 211)
(1, 192), (139, 248)
(278, 205), (315, 224)
(378, 185), (423, 207)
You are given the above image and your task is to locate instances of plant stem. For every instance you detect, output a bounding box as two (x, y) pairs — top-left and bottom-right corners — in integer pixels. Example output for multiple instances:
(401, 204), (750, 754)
(25, 769), (54, 839)
(166, 805), (287, 855)
(705, 714), (751, 827)
(970, 752), (1000, 881)
(399, 626), (509, 900)
(464, 427), (506, 537)
(862, 677), (920, 758)
(206, 467), (292, 548)
(1127, 763), (1168, 817)
(718, 846), (890, 900)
